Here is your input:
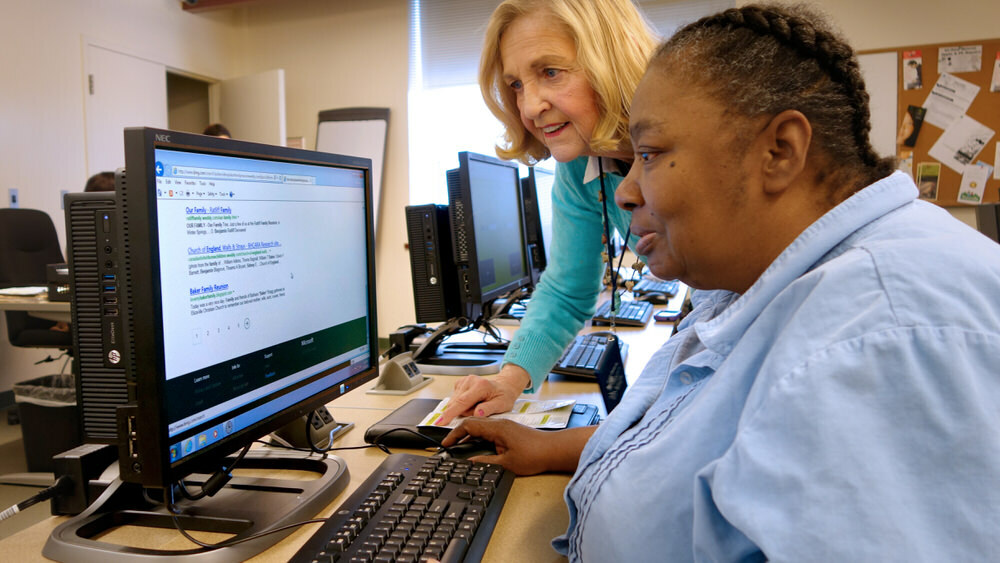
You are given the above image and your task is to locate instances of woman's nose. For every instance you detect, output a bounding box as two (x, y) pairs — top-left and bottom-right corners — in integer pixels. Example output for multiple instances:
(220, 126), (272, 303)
(615, 165), (643, 211)
(521, 83), (549, 120)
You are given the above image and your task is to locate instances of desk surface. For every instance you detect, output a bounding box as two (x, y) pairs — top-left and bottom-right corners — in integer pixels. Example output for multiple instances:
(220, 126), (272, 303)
(0, 294), (71, 323)
(0, 306), (678, 562)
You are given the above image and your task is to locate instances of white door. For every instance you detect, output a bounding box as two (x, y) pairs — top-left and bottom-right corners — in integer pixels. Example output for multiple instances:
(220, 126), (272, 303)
(211, 69), (287, 146)
(84, 44), (168, 176)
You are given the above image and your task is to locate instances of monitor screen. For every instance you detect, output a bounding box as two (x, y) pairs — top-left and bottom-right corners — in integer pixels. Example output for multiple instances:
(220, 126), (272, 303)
(447, 151), (530, 317)
(533, 167), (555, 265)
(118, 127), (378, 488)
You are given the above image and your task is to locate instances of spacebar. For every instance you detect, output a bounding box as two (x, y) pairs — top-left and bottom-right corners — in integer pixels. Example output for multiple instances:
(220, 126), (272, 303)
(439, 537), (469, 563)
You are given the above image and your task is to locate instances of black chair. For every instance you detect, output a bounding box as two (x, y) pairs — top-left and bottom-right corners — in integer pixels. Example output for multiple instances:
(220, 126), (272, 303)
(0, 208), (73, 351)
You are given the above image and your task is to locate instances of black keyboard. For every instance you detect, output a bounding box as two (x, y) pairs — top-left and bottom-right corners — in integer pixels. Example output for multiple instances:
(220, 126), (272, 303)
(591, 298), (653, 327)
(290, 453), (514, 563)
(632, 278), (679, 297)
(551, 332), (629, 377)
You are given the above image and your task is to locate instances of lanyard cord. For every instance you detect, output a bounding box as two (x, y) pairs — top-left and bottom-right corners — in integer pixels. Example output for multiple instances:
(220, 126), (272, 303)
(598, 158), (622, 330)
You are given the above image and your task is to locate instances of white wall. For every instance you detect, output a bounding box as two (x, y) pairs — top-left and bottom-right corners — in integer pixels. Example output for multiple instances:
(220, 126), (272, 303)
(0, 0), (240, 390)
(234, 0), (413, 346)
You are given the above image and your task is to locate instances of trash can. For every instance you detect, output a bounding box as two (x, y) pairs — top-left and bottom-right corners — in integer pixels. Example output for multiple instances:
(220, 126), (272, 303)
(13, 373), (81, 473)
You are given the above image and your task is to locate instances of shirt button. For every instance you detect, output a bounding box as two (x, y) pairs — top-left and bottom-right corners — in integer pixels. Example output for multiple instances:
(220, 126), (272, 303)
(679, 372), (693, 385)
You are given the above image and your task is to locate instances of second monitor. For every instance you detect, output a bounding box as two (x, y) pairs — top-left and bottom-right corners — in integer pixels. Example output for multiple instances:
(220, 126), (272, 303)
(404, 151), (532, 373)
(448, 151), (531, 320)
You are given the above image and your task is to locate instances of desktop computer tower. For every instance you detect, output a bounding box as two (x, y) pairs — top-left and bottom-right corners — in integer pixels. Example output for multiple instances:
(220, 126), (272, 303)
(64, 188), (129, 443)
(405, 204), (462, 323)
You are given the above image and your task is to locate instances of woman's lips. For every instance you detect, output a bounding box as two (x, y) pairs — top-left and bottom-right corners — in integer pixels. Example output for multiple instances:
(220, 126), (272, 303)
(633, 231), (657, 256)
(541, 122), (568, 137)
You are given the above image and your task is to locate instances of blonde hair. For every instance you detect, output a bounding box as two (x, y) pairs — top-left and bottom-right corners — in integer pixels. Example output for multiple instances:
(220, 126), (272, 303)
(480, 0), (658, 164)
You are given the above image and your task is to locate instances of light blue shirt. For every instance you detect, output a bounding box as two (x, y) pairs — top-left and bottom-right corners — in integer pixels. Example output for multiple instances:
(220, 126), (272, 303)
(504, 156), (634, 389)
(554, 172), (1000, 561)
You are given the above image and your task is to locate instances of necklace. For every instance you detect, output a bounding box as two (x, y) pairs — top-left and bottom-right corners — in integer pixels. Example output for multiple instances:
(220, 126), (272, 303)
(597, 158), (632, 331)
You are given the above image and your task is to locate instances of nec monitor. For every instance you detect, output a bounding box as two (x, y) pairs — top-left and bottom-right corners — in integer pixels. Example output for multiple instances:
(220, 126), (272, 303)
(447, 151), (531, 319)
(520, 166), (555, 285)
(106, 127), (378, 493)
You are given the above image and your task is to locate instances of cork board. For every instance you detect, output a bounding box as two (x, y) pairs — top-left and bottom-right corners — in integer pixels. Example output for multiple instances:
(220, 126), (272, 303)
(873, 39), (1000, 206)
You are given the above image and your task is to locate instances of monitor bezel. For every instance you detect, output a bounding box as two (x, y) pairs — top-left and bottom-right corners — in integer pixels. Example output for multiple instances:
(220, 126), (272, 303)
(119, 127), (379, 487)
(520, 166), (555, 286)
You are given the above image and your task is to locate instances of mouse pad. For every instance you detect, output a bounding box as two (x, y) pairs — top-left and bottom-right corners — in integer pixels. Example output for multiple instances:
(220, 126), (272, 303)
(364, 398), (600, 449)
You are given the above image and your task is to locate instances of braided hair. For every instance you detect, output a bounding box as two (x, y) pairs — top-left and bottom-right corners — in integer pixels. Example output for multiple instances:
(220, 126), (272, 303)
(654, 4), (895, 198)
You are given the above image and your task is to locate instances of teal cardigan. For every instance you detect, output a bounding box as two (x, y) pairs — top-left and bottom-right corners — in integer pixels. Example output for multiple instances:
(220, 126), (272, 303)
(504, 156), (635, 390)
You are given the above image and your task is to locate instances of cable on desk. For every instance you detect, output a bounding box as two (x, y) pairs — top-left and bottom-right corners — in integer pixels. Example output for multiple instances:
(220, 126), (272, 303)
(0, 475), (73, 521)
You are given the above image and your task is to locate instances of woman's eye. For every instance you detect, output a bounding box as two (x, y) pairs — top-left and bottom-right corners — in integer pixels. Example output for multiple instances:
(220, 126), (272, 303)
(544, 68), (560, 78)
(638, 151), (654, 162)
(509, 80), (522, 90)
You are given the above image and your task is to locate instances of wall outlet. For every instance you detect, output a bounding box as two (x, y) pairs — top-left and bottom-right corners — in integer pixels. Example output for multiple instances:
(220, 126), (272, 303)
(8, 188), (18, 208)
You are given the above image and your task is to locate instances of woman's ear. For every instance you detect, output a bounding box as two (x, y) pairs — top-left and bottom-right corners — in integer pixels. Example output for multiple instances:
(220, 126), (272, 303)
(758, 110), (811, 194)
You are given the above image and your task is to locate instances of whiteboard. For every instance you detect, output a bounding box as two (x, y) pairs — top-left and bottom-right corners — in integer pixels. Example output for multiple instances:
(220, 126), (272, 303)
(859, 52), (898, 160)
(316, 108), (390, 233)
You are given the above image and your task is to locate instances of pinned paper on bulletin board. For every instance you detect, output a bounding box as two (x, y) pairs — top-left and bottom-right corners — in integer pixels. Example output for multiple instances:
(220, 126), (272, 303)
(957, 162), (991, 204)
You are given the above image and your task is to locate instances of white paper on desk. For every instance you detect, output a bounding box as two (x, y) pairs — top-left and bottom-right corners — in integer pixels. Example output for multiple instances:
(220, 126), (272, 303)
(928, 114), (995, 173)
(938, 45), (982, 73)
(0, 286), (47, 296)
(957, 162), (991, 204)
(418, 398), (576, 430)
(923, 73), (980, 129)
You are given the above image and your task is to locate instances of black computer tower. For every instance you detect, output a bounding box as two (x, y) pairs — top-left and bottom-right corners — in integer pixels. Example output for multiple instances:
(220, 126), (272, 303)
(405, 204), (462, 323)
(64, 190), (129, 443)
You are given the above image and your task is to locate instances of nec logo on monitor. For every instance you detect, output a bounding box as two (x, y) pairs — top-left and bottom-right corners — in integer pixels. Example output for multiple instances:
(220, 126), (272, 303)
(155, 134), (171, 142)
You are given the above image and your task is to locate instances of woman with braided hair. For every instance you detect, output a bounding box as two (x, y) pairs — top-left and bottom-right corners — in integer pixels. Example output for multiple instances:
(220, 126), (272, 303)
(442, 4), (1000, 560)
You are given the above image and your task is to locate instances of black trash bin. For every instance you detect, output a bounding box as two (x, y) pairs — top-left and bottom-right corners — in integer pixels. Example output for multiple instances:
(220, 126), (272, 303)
(12, 373), (81, 473)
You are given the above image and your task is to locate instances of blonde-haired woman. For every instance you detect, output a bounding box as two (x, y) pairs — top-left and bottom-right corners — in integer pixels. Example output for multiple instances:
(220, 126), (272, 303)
(439, 0), (658, 424)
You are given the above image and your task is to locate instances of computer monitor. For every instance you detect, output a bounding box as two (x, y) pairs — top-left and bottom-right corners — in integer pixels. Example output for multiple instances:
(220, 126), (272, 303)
(520, 166), (555, 285)
(974, 203), (1000, 244)
(45, 127), (379, 561)
(447, 151), (531, 319)
(401, 152), (530, 375)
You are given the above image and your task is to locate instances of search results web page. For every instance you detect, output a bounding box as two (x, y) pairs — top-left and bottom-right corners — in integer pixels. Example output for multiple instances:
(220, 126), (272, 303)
(152, 148), (371, 439)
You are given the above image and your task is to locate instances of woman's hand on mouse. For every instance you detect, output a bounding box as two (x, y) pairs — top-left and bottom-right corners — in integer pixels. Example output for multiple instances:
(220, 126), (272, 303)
(442, 418), (597, 476)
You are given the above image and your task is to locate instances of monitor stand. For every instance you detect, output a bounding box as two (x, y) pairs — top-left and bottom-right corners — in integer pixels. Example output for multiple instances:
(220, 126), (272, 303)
(43, 449), (349, 563)
(410, 318), (507, 375)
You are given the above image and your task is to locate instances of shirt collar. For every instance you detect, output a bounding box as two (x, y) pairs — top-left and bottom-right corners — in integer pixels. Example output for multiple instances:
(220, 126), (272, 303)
(583, 156), (622, 183)
(695, 171), (918, 355)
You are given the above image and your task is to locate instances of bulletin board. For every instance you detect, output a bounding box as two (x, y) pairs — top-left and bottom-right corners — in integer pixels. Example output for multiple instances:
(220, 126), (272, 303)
(868, 39), (1000, 206)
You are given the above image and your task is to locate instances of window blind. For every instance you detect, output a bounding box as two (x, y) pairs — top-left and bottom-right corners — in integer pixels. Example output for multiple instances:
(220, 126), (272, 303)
(411, 0), (736, 90)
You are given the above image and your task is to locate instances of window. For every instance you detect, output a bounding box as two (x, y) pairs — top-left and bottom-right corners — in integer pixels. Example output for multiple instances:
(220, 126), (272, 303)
(407, 0), (735, 204)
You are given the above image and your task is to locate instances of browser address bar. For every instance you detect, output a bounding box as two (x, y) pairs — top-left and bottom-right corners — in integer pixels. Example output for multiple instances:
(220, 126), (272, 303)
(171, 166), (315, 184)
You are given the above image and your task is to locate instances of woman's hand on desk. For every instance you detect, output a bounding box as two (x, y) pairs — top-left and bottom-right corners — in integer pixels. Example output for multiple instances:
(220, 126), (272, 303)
(442, 418), (594, 476)
(435, 365), (531, 425)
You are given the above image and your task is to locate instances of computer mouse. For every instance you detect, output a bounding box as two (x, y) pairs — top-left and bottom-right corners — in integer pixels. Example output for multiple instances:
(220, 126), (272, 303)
(442, 438), (497, 460)
(637, 292), (669, 305)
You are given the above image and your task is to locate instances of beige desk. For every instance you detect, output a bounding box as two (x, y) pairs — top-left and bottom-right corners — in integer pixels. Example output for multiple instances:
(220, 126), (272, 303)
(0, 305), (678, 562)
(0, 293), (71, 323)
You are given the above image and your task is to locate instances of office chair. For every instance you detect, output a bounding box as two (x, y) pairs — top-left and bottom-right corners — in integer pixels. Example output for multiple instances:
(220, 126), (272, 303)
(0, 208), (73, 351)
